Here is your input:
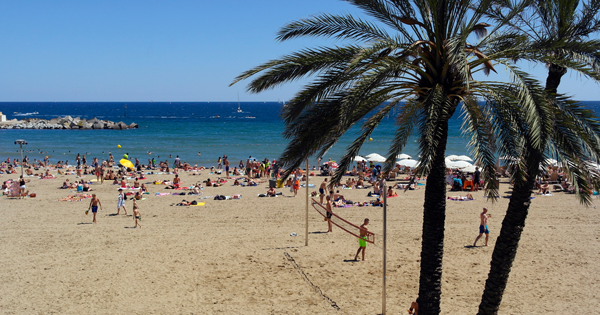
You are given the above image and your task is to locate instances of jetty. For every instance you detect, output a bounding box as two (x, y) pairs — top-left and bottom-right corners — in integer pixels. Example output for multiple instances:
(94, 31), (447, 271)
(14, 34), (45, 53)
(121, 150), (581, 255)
(0, 116), (138, 130)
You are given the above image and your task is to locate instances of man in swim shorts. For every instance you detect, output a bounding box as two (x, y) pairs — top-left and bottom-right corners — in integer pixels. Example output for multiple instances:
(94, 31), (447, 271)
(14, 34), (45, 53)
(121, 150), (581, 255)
(473, 207), (491, 246)
(354, 218), (369, 261)
(87, 194), (103, 224)
(319, 178), (327, 204)
(325, 195), (333, 233)
(223, 156), (230, 179)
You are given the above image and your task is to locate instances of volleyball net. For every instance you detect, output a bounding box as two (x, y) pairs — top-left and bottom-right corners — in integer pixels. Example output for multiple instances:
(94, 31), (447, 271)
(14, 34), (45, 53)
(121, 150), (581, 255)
(311, 198), (375, 244)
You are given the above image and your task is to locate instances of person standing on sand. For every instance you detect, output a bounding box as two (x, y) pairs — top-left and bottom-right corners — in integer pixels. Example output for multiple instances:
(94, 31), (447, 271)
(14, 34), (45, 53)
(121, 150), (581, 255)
(223, 156), (230, 178)
(87, 194), (102, 224)
(325, 195), (333, 232)
(354, 218), (369, 261)
(117, 189), (128, 215)
(132, 199), (142, 228)
(319, 178), (327, 204)
(292, 176), (300, 197)
(473, 166), (481, 191)
(473, 207), (491, 246)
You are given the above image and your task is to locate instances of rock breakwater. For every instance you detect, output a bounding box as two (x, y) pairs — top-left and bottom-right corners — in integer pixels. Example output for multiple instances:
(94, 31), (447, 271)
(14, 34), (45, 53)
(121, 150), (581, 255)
(0, 116), (138, 130)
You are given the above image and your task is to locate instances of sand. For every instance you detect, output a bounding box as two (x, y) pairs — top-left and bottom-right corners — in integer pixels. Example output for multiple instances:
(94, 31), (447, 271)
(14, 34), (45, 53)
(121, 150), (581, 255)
(0, 170), (598, 314)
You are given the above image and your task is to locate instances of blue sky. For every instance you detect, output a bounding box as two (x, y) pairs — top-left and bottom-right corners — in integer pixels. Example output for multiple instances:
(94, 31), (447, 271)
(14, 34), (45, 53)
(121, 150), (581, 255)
(1, 0), (598, 101)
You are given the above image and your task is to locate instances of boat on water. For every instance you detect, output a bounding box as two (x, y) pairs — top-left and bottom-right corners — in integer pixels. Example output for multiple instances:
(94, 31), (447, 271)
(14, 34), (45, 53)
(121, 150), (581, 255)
(237, 93), (242, 113)
(210, 115), (221, 118)
(245, 115), (256, 119)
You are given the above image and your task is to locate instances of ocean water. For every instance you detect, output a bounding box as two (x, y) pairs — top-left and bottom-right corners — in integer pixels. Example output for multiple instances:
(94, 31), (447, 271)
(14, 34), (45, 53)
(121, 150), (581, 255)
(1, 101), (598, 167)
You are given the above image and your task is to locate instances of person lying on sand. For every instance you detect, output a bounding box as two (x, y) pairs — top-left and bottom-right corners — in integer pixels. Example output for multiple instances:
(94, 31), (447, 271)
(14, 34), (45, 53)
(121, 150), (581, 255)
(447, 193), (473, 200)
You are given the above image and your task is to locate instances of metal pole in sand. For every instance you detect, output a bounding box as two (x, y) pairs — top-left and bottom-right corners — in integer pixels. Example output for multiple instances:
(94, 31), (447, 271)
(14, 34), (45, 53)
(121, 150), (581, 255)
(305, 158), (309, 246)
(382, 183), (387, 315)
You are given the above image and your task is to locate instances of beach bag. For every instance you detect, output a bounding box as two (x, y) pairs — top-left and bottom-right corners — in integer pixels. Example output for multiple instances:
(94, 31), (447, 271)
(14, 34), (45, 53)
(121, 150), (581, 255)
(191, 200), (198, 205)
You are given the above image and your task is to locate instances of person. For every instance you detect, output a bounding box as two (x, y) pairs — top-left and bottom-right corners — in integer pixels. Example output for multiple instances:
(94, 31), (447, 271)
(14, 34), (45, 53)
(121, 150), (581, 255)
(95, 163), (102, 183)
(325, 195), (333, 232)
(266, 186), (277, 197)
(173, 174), (181, 188)
(473, 207), (491, 246)
(87, 194), (102, 224)
(537, 181), (550, 195)
(319, 178), (327, 204)
(408, 300), (419, 315)
(117, 189), (128, 215)
(18, 175), (27, 199)
(223, 156), (230, 178)
(354, 218), (369, 261)
(387, 186), (397, 197)
(217, 156), (222, 169)
(292, 177), (300, 197)
(132, 200), (142, 228)
(473, 166), (481, 190)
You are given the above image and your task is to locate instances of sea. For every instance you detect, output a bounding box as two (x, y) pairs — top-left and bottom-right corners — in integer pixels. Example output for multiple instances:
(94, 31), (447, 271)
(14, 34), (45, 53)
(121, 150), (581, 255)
(1, 101), (599, 167)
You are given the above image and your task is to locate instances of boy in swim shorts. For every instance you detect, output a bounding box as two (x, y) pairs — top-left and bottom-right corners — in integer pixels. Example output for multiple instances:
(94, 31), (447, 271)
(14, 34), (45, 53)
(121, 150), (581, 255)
(354, 218), (369, 261)
(473, 207), (491, 246)
(87, 194), (102, 224)
(132, 199), (142, 228)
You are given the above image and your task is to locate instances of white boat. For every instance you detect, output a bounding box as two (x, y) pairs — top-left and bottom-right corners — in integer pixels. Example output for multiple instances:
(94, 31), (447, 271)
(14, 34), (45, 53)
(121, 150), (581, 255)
(237, 93), (242, 113)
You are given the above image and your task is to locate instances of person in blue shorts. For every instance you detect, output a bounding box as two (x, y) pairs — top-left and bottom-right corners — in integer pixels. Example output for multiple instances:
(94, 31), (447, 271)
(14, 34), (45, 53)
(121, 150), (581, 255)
(87, 194), (102, 224)
(473, 207), (491, 246)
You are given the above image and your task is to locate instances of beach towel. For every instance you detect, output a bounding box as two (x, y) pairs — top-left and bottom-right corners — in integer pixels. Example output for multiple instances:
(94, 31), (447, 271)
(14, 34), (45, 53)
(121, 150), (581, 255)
(155, 193), (170, 196)
(190, 202), (206, 206)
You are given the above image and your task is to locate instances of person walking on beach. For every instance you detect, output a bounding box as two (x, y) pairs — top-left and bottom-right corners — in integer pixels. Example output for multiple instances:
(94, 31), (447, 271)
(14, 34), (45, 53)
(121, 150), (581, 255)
(473, 207), (491, 246)
(217, 156), (222, 169)
(132, 199), (142, 228)
(473, 166), (481, 191)
(223, 156), (230, 178)
(319, 178), (328, 204)
(325, 195), (333, 232)
(354, 218), (369, 261)
(117, 189), (128, 215)
(87, 194), (103, 224)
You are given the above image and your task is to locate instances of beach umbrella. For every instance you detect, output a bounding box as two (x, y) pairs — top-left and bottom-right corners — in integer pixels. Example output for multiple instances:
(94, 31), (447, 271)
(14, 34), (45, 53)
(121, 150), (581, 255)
(454, 155), (473, 161)
(499, 156), (519, 161)
(396, 153), (412, 159)
(368, 154), (387, 162)
(545, 158), (558, 165)
(446, 154), (460, 160)
(397, 159), (419, 168)
(353, 156), (367, 162)
(120, 159), (134, 169)
(447, 160), (473, 168)
(461, 165), (478, 173)
(365, 153), (384, 159)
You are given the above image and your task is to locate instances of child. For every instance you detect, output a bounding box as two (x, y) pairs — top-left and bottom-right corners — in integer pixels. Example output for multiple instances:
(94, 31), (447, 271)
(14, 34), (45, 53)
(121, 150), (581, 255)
(132, 199), (141, 228)
(117, 189), (127, 215)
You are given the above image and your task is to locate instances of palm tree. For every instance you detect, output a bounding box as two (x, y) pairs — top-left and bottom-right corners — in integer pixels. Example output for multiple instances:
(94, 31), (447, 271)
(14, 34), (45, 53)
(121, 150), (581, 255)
(478, 1), (600, 313)
(231, 1), (597, 313)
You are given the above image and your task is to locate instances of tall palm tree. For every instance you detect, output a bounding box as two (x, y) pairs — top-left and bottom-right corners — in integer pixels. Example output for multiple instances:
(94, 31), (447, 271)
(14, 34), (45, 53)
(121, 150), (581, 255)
(478, 1), (600, 313)
(232, 0), (596, 313)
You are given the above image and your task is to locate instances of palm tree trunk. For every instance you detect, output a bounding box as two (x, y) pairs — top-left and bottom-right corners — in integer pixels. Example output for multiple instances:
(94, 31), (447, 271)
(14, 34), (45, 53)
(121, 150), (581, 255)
(545, 64), (567, 95)
(417, 121), (450, 315)
(477, 157), (538, 315)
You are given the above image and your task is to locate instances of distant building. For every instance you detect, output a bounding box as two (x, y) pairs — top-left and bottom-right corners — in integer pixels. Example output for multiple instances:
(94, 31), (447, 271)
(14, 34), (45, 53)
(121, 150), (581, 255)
(0, 112), (6, 122)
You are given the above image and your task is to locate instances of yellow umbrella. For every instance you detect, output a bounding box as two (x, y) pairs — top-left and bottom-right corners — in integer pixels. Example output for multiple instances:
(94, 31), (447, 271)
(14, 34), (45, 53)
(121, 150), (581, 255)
(120, 159), (134, 169)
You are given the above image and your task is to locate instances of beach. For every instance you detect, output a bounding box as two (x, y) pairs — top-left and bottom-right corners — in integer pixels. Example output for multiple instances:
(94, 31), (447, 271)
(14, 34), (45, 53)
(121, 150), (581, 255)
(1, 169), (598, 314)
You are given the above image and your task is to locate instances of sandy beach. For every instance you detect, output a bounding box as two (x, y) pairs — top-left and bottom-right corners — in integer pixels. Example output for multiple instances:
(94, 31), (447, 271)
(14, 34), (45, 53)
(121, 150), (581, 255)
(1, 170), (598, 314)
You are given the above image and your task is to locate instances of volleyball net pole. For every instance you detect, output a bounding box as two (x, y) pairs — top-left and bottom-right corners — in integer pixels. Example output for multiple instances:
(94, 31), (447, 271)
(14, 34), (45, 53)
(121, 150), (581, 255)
(305, 158), (309, 247)
(382, 183), (388, 315)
